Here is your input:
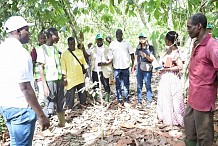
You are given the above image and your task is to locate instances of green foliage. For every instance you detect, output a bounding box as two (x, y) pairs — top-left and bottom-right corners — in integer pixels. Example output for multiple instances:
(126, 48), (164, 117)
(0, 114), (6, 141)
(127, 0), (134, 5)
(0, 0), (217, 54)
(206, 10), (218, 38)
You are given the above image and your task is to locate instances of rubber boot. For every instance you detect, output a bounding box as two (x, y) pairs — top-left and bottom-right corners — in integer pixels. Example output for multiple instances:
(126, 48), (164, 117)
(57, 111), (65, 127)
(184, 138), (197, 146)
(104, 93), (110, 102)
(93, 92), (98, 100)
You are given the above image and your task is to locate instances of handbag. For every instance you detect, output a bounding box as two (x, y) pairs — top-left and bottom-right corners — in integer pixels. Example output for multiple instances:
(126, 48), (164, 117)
(68, 49), (86, 74)
(140, 61), (153, 71)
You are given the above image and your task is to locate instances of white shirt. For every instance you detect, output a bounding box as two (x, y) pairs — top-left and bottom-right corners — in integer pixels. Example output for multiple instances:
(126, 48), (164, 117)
(0, 38), (34, 108)
(86, 47), (92, 56)
(109, 40), (134, 69)
(86, 47), (93, 64)
(37, 44), (59, 81)
(93, 46), (104, 72)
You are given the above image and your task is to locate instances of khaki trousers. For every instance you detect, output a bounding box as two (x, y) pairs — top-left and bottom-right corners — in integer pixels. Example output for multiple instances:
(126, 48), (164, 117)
(184, 105), (214, 146)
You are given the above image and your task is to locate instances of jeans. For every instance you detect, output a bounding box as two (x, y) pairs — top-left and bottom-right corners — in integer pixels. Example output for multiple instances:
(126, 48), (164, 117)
(0, 107), (37, 146)
(65, 83), (86, 109)
(114, 68), (130, 101)
(136, 69), (152, 103)
(92, 71), (110, 93)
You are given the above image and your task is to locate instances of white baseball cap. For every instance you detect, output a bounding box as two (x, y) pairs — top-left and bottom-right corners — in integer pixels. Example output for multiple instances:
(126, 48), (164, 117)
(4, 16), (34, 33)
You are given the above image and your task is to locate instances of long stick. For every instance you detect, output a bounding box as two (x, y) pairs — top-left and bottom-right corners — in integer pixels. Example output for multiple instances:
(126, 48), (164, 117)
(96, 69), (105, 139)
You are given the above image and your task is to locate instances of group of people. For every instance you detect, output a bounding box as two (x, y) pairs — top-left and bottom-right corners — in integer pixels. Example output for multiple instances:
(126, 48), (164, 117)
(156, 13), (218, 146)
(0, 12), (217, 146)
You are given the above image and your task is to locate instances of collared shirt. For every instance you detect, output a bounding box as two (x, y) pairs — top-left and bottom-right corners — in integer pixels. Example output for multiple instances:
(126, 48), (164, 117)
(91, 45), (112, 72)
(61, 49), (87, 90)
(109, 40), (134, 69)
(0, 38), (34, 108)
(188, 34), (218, 111)
(90, 45), (113, 78)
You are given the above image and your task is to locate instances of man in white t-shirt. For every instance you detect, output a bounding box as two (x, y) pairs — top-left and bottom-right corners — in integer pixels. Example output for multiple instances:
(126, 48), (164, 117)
(90, 34), (113, 102)
(37, 27), (65, 127)
(0, 16), (50, 146)
(109, 29), (135, 106)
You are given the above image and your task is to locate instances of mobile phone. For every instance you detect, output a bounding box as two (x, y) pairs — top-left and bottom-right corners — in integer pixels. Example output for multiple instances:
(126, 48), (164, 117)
(154, 66), (164, 70)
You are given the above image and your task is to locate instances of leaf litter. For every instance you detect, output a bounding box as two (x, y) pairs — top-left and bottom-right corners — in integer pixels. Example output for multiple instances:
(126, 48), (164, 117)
(2, 74), (217, 146)
(31, 74), (189, 146)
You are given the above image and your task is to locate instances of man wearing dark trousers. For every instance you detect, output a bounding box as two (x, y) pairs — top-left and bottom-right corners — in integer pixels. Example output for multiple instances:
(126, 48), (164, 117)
(61, 37), (87, 109)
(109, 29), (134, 106)
(90, 34), (113, 102)
(184, 13), (218, 146)
(37, 27), (65, 127)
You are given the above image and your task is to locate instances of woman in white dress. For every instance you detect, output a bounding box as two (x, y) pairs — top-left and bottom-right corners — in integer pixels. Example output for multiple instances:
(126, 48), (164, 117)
(157, 31), (185, 127)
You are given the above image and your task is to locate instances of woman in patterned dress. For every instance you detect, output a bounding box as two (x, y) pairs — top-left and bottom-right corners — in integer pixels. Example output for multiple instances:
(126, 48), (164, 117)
(156, 31), (185, 127)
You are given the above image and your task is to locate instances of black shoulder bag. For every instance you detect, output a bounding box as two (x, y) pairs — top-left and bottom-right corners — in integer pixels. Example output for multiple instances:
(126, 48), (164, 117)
(68, 49), (86, 74)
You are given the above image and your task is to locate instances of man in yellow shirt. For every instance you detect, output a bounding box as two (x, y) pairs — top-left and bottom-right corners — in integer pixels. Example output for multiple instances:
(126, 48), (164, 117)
(61, 37), (87, 109)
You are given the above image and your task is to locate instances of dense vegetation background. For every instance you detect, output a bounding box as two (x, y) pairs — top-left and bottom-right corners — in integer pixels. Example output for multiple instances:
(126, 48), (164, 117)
(0, 0), (217, 55)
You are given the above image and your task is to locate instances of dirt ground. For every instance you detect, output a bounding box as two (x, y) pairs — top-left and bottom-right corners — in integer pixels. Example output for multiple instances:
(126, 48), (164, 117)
(2, 73), (218, 146)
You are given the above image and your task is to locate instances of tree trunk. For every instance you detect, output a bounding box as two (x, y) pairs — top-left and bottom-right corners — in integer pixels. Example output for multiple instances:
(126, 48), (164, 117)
(167, 0), (174, 30)
(131, 0), (158, 56)
(60, 0), (84, 44)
